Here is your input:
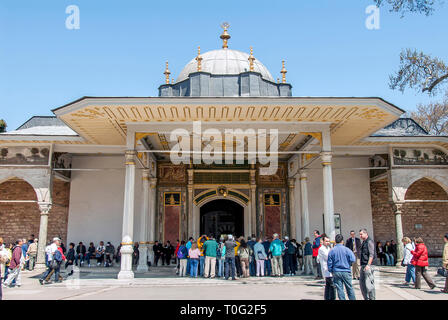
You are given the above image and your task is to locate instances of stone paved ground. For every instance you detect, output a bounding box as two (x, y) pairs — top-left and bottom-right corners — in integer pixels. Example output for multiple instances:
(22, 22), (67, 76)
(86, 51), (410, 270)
(2, 265), (448, 300)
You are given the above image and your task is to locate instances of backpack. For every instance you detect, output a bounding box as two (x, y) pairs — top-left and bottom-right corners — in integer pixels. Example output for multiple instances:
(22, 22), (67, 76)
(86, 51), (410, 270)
(287, 242), (296, 254)
(54, 249), (63, 262)
(177, 246), (187, 259)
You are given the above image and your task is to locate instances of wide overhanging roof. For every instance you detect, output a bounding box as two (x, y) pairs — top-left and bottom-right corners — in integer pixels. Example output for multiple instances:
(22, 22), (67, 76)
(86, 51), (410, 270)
(50, 96), (405, 146)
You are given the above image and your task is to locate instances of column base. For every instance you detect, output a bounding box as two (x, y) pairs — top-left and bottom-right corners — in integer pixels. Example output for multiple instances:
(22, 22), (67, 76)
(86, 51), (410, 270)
(136, 265), (148, 273)
(117, 270), (134, 279)
(136, 244), (149, 273)
(34, 263), (47, 271)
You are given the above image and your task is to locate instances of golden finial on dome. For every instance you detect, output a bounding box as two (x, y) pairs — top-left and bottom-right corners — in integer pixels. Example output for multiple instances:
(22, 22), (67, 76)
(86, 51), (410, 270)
(171, 78), (174, 84)
(195, 46), (203, 72)
(280, 60), (287, 84)
(164, 61), (171, 85)
(220, 22), (231, 49)
(248, 46), (256, 71)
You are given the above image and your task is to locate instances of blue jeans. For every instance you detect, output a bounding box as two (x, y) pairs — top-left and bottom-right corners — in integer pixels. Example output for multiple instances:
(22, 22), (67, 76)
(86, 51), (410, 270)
(186, 258), (190, 275)
(85, 252), (94, 265)
(405, 264), (415, 283)
(224, 257), (236, 279)
(75, 253), (85, 265)
(190, 259), (199, 277)
(264, 258), (272, 276)
(333, 271), (356, 300)
(217, 258), (224, 277)
(199, 256), (205, 276)
(249, 257), (256, 276)
(40, 264), (60, 282)
(385, 253), (394, 266)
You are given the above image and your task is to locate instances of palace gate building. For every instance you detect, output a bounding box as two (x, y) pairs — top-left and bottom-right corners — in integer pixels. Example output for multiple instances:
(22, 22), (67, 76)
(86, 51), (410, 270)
(1, 26), (447, 278)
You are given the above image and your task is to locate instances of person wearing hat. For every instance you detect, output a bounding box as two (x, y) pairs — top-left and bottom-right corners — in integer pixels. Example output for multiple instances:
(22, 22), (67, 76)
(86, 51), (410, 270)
(27, 238), (38, 271)
(39, 237), (62, 285)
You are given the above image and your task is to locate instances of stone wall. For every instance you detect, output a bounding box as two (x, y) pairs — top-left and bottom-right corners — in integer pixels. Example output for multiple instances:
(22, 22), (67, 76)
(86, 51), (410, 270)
(0, 178), (70, 245)
(370, 178), (448, 256)
(370, 179), (395, 244)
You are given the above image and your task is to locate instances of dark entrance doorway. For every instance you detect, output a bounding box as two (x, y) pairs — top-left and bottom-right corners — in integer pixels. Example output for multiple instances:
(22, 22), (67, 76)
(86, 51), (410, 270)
(200, 199), (244, 238)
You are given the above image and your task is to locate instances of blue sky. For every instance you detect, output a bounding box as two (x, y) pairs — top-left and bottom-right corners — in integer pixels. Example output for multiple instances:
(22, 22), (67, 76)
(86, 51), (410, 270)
(1, 0), (447, 130)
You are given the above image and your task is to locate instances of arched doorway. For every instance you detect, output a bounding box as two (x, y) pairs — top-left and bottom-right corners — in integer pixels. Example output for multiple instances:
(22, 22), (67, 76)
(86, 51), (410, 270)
(0, 178), (39, 244)
(200, 199), (244, 238)
(403, 178), (448, 256)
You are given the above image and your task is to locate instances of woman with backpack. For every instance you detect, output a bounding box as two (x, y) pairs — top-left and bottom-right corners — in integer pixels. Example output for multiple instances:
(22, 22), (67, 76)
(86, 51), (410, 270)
(238, 239), (252, 278)
(177, 241), (189, 277)
(254, 238), (267, 277)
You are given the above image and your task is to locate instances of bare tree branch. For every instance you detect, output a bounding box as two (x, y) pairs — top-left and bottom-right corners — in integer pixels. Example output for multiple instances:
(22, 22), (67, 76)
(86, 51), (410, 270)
(373, 0), (439, 16)
(410, 96), (448, 135)
(389, 49), (448, 95)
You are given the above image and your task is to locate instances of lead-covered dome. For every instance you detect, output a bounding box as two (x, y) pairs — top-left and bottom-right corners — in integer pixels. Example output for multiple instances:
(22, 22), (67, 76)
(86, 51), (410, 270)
(176, 49), (275, 83)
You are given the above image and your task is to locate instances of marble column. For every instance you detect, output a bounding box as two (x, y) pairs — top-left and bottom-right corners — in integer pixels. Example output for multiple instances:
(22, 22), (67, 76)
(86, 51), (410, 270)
(299, 171), (310, 240)
(321, 152), (335, 241)
(35, 203), (52, 269)
(392, 202), (404, 265)
(249, 165), (256, 237)
(137, 169), (150, 272)
(147, 177), (157, 265)
(288, 178), (297, 239)
(187, 168), (194, 237)
(118, 150), (136, 280)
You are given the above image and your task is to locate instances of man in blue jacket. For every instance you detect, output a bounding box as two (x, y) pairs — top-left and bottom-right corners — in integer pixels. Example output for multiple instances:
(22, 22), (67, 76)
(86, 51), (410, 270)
(247, 236), (257, 276)
(262, 237), (272, 276)
(327, 234), (356, 300)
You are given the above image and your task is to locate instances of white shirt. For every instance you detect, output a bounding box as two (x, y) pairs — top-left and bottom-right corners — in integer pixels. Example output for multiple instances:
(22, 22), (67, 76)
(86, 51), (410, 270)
(46, 243), (58, 261)
(97, 246), (105, 253)
(318, 245), (332, 278)
(403, 242), (415, 265)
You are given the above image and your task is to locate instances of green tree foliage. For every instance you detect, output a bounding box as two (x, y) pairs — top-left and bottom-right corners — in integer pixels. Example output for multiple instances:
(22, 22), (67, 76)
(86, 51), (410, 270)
(0, 119), (6, 133)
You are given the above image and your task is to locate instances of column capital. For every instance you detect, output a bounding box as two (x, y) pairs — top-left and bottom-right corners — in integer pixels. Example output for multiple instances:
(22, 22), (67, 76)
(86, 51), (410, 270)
(288, 177), (295, 188)
(125, 150), (136, 165)
(142, 168), (150, 180)
(38, 203), (52, 214)
(299, 170), (308, 180)
(149, 177), (157, 188)
(391, 202), (404, 214)
(320, 151), (333, 166)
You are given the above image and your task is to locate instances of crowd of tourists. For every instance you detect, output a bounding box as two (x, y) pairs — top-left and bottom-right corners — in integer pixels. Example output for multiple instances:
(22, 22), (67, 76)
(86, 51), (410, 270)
(166, 229), (448, 300)
(0, 230), (447, 300)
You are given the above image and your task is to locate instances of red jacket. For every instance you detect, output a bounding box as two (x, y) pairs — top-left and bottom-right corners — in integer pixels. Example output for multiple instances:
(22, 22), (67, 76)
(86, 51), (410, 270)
(411, 243), (429, 267)
(58, 247), (66, 261)
(312, 236), (321, 257)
